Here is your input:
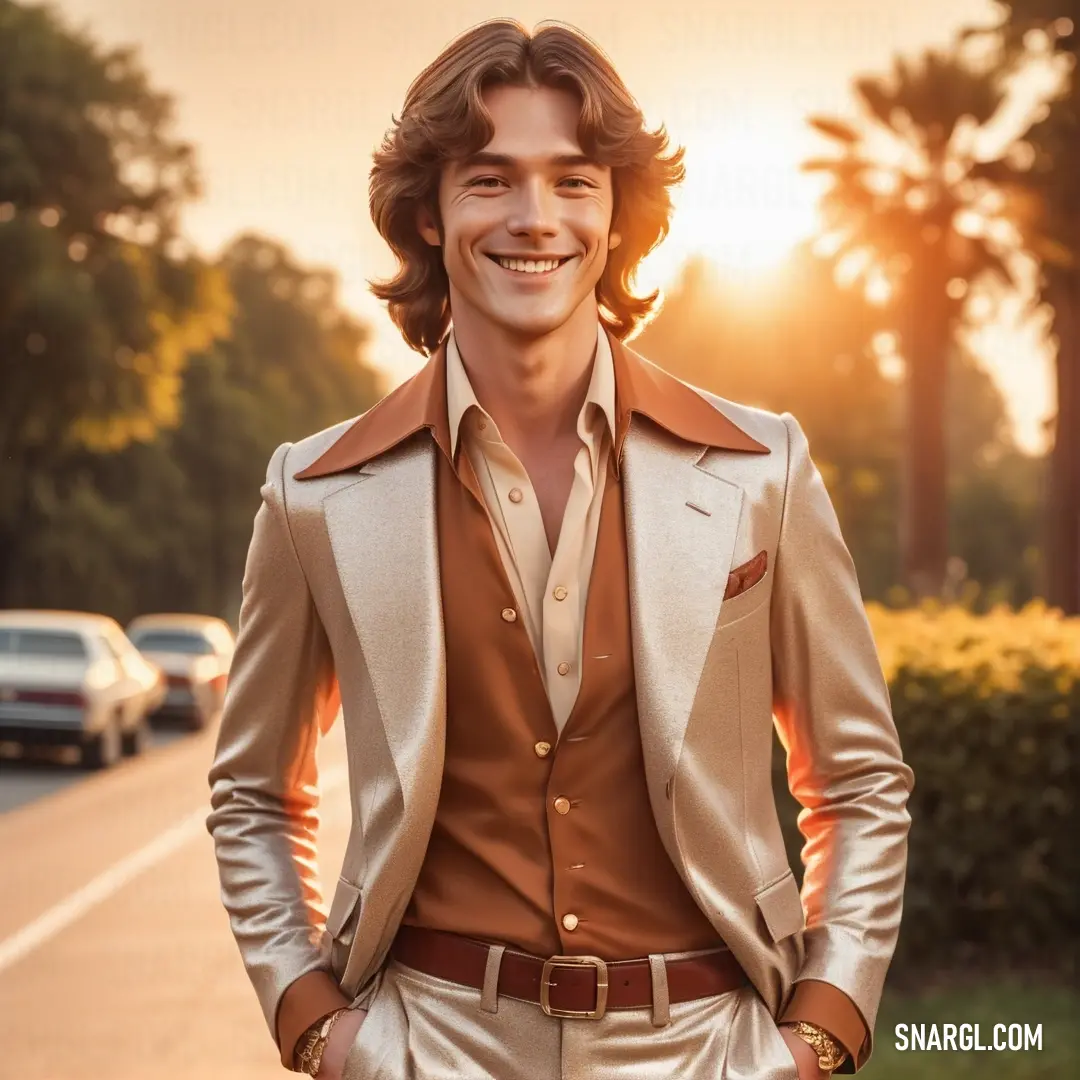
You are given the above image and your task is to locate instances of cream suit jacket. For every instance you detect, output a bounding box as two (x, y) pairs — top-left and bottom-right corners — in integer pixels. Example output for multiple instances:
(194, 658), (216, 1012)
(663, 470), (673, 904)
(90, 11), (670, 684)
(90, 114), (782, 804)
(206, 344), (913, 1070)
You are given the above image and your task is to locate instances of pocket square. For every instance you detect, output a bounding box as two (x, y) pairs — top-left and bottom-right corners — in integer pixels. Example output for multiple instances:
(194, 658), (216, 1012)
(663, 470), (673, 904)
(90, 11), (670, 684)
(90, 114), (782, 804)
(724, 550), (768, 601)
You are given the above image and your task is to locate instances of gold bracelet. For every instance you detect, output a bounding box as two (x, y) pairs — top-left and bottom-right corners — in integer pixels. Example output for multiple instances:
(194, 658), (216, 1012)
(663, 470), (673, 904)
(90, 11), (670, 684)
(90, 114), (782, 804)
(295, 1007), (349, 1076)
(785, 1021), (848, 1072)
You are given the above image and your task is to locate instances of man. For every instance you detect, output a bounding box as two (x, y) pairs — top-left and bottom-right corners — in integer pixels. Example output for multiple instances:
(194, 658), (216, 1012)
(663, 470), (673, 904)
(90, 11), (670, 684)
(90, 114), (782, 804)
(207, 18), (912, 1080)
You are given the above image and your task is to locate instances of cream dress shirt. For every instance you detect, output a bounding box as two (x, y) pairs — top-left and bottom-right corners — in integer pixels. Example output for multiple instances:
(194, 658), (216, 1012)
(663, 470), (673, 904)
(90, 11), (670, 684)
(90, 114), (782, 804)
(445, 324), (616, 737)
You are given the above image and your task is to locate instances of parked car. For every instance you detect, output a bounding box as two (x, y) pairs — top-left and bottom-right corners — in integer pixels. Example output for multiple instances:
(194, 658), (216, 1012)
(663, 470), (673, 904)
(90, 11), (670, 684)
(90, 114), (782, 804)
(0, 610), (165, 768)
(127, 614), (235, 730)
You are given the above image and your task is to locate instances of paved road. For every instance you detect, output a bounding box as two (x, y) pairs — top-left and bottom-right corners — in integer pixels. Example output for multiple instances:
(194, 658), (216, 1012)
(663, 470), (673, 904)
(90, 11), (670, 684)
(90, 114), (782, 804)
(0, 716), (352, 1079)
(0, 724), (189, 814)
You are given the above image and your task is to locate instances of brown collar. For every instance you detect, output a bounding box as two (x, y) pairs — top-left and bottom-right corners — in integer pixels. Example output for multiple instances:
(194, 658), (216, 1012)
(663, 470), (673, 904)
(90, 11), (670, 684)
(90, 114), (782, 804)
(293, 328), (768, 481)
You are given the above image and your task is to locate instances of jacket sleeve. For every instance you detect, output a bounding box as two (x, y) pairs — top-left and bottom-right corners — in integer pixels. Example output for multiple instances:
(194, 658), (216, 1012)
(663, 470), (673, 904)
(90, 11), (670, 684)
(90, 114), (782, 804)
(769, 412), (914, 1071)
(206, 442), (348, 1066)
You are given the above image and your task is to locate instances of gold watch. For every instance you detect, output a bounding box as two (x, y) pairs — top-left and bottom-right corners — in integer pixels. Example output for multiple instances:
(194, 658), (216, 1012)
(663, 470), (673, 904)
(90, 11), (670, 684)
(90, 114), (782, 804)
(293, 1007), (348, 1076)
(784, 1021), (848, 1072)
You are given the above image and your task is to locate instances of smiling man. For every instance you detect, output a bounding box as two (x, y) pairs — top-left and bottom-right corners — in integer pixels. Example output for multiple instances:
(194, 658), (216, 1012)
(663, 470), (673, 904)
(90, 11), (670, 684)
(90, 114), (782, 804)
(207, 18), (913, 1080)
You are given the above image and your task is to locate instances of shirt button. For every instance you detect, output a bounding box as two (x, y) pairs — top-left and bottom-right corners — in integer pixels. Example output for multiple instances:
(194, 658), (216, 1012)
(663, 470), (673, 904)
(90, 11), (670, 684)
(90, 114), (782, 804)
(534, 741), (552, 758)
(501, 607), (517, 622)
(553, 585), (568, 601)
(557, 661), (570, 676)
(508, 487), (523, 503)
(562, 913), (579, 931)
(553, 796), (571, 815)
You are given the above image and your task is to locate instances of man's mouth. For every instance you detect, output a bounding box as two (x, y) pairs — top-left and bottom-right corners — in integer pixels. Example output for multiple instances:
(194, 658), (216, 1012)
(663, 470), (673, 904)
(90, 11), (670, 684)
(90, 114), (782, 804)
(485, 254), (575, 275)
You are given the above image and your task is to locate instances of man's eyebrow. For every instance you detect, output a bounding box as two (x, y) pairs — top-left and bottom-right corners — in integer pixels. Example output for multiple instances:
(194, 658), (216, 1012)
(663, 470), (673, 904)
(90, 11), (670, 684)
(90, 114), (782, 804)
(457, 151), (601, 168)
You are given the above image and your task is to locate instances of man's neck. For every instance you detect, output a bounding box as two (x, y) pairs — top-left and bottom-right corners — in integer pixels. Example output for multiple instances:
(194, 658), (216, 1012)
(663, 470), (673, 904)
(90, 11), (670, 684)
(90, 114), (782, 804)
(450, 301), (600, 455)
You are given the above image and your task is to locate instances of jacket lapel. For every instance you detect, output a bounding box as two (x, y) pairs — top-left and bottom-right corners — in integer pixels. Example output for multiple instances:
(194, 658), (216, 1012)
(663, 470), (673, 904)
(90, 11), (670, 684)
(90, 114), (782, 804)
(622, 418), (744, 799)
(322, 437), (446, 822)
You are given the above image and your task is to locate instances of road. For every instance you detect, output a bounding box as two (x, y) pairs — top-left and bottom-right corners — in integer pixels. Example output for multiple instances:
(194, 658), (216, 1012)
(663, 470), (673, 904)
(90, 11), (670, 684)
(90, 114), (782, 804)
(0, 726), (188, 814)
(0, 717), (352, 1079)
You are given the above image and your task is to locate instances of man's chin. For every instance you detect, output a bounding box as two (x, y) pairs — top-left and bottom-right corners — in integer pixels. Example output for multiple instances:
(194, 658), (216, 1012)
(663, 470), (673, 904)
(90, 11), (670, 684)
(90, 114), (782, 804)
(477, 303), (581, 341)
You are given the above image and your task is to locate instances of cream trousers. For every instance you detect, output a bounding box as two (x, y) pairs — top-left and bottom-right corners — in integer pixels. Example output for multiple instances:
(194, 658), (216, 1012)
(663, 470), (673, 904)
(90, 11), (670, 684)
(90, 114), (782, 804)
(343, 956), (800, 1080)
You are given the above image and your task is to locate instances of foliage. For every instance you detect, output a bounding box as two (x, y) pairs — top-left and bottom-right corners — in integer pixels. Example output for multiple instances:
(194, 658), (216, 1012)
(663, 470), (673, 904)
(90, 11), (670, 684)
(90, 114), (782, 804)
(965, 4), (1080, 614)
(774, 603), (1080, 980)
(0, 0), (233, 601)
(802, 41), (1026, 597)
(0, 4), (384, 620)
(0, 0), (229, 459)
(5, 234), (385, 625)
(804, 48), (1015, 299)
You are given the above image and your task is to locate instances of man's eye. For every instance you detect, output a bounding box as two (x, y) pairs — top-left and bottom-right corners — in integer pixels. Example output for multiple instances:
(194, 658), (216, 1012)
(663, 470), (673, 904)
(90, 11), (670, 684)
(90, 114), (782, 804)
(560, 177), (597, 189)
(467, 177), (504, 188)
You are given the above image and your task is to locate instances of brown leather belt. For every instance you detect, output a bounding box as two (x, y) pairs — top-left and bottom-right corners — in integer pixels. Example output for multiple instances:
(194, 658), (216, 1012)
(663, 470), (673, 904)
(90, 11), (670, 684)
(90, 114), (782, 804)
(391, 925), (748, 1019)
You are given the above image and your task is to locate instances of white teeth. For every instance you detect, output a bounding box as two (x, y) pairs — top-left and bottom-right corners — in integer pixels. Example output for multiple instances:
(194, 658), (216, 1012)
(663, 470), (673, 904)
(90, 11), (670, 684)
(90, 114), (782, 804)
(496, 257), (564, 273)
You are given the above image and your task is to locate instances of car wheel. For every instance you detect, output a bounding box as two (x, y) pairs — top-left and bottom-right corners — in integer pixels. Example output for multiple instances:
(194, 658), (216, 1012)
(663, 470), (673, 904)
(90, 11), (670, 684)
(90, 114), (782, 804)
(81, 716), (122, 769)
(121, 717), (149, 757)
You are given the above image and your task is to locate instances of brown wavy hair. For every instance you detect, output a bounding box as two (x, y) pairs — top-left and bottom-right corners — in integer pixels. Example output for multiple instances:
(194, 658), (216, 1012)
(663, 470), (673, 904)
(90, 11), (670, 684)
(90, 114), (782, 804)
(368, 19), (686, 354)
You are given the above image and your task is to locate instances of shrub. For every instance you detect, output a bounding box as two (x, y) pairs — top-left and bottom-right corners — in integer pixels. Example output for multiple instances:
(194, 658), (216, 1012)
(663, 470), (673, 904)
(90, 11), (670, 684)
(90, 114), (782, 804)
(773, 601), (1080, 980)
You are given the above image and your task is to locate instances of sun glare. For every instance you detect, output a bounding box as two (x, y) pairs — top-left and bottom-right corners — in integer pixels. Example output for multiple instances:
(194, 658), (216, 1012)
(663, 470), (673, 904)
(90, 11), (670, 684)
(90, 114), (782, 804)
(640, 120), (821, 288)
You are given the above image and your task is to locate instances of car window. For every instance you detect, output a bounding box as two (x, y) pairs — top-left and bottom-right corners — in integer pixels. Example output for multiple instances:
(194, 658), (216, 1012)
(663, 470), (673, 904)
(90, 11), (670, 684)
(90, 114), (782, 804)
(130, 631), (214, 655)
(1, 630), (89, 658)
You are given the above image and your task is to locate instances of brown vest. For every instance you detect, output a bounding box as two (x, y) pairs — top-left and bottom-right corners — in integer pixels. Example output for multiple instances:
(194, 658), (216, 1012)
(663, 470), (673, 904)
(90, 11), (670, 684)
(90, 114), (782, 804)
(401, 441), (722, 960)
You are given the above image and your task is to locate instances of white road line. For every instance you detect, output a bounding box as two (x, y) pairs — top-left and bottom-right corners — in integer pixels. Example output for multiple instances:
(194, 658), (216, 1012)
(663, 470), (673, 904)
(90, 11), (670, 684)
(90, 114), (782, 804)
(0, 762), (350, 975)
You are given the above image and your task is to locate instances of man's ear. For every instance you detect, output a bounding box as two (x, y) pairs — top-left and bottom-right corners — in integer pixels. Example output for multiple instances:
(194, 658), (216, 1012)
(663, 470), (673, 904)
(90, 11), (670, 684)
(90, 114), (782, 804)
(608, 230), (622, 250)
(417, 205), (442, 247)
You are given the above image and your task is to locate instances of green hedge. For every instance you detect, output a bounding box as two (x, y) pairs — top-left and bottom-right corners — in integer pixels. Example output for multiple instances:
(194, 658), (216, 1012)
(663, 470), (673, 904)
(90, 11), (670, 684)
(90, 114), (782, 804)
(772, 602), (1079, 980)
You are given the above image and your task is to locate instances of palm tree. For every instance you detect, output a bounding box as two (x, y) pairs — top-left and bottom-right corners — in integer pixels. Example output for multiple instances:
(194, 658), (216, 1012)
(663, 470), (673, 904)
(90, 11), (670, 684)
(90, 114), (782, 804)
(803, 46), (1017, 599)
(966, 4), (1079, 614)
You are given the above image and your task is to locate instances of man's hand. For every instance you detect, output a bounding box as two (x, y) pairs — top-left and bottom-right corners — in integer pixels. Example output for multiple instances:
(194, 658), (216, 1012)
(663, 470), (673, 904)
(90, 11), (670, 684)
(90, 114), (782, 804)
(779, 1024), (831, 1080)
(314, 1007), (368, 1079)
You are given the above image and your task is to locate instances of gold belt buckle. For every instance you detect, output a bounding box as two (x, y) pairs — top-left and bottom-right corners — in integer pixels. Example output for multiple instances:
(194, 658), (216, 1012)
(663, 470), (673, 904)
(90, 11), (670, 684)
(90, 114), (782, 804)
(539, 955), (609, 1019)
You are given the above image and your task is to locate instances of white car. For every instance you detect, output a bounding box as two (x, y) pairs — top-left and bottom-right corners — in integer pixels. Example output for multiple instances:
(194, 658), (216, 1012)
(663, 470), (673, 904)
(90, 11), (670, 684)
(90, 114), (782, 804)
(127, 614), (235, 731)
(0, 611), (166, 768)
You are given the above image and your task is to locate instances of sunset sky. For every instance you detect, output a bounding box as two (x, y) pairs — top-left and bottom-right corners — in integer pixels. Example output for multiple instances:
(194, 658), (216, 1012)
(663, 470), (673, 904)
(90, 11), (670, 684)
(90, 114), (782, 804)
(52, 0), (1056, 452)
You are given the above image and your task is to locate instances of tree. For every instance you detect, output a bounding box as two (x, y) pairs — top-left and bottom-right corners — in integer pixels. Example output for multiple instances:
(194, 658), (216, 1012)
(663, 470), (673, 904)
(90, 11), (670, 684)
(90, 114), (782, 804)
(802, 44), (1018, 598)
(169, 235), (384, 621)
(8, 235), (385, 624)
(0, 0), (231, 603)
(965, 4), (1079, 613)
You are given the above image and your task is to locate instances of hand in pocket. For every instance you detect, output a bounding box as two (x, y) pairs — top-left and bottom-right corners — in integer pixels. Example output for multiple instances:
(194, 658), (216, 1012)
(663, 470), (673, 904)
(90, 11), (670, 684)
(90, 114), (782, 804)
(316, 1007), (369, 1079)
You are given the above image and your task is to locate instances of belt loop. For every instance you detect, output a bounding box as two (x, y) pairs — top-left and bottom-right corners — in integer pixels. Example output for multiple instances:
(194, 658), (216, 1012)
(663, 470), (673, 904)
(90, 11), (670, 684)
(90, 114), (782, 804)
(480, 944), (506, 1013)
(648, 954), (670, 1028)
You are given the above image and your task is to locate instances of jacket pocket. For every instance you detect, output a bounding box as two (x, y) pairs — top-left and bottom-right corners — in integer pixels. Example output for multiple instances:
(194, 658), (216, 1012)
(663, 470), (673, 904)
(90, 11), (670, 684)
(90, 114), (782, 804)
(716, 573), (771, 629)
(326, 878), (362, 944)
(753, 870), (805, 943)
(327, 878), (362, 984)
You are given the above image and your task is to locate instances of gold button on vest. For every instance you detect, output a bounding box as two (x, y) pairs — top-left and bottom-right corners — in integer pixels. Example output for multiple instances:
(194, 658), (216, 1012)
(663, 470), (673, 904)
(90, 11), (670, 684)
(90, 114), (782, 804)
(553, 796), (571, 815)
(534, 741), (552, 758)
(501, 607), (517, 622)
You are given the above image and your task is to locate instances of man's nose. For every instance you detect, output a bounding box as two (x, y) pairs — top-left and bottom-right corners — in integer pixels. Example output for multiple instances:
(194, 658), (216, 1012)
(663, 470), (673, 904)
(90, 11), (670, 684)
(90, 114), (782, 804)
(505, 179), (559, 239)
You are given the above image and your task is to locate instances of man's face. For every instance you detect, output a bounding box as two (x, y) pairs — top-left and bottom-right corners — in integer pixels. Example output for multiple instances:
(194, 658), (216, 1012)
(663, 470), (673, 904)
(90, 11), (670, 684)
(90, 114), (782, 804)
(420, 83), (619, 340)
